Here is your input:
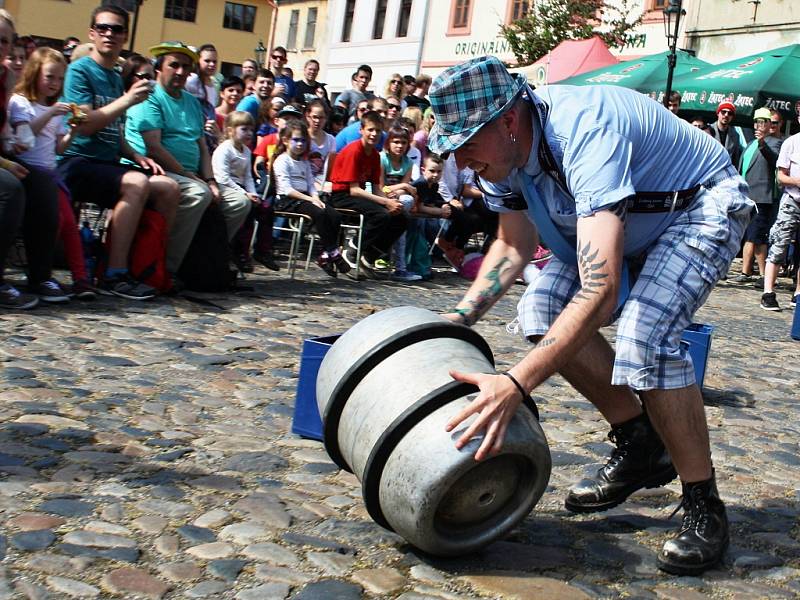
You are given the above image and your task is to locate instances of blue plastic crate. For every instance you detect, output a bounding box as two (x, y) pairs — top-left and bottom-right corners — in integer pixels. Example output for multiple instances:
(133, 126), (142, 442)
(681, 323), (713, 390)
(291, 335), (339, 440)
(792, 305), (800, 341)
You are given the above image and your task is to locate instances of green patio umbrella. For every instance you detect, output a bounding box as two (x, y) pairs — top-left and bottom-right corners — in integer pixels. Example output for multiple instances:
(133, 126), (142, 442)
(673, 44), (800, 126)
(558, 50), (709, 100)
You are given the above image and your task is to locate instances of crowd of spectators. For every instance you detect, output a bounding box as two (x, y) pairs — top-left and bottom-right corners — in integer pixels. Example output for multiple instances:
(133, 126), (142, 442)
(1, 5), (798, 311)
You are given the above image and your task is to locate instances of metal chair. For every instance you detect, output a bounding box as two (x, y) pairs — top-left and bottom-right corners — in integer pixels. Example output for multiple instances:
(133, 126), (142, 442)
(273, 211), (315, 279)
(335, 208), (365, 280)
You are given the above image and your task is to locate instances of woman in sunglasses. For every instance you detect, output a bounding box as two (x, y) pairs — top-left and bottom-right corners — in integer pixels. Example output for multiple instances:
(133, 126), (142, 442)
(382, 73), (403, 104)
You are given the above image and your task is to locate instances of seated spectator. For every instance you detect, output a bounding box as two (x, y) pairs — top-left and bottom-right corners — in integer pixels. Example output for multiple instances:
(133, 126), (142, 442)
(242, 73), (255, 96)
(125, 41), (249, 274)
(411, 106), (434, 161)
(404, 73), (430, 111)
(253, 104), (304, 179)
(382, 73), (403, 103)
(236, 68), (275, 123)
(272, 120), (347, 277)
(395, 116), (421, 179)
(305, 99), (336, 190)
(62, 36), (80, 62)
(9, 47), (95, 300)
(186, 43), (219, 108)
(326, 106), (348, 136)
(5, 39), (25, 80)
(293, 59), (329, 107)
(121, 53), (153, 91)
(19, 35), (36, 58)
(335, 64), (373, 119)
(409, 153), (453, 277)
(257, 95), (285, 142)
(58, 5), (179, 300)
(386, 95), (401, 122)
(328, 110), (407, 275)
(667, 91), (681, 115)
(435, 154), (498, 269)
(380, 123), (420, 282)
(335, 97), (388, 152)
(215, 75), (244, 130)
(241, 58), (257, 79)
(269, 46), (295, 101)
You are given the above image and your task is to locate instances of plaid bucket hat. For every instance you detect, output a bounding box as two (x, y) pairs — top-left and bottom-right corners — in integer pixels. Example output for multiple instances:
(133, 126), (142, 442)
(428, 56), (527, 155)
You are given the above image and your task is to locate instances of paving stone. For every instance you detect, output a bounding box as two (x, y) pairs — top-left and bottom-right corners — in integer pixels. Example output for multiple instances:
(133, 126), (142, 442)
(193, 509), (232, 529)
(134, 499), (193, 517)
(281, 532), (356, 554)
(176, 525), (217, 544)
(45, 576), (100, 598)
(153, 535), (180, 556)
(10, 530), (56, 551)
(57, 543), (140, 563)
(38, 499), (95, 517)
(253, 565), (311, 586)
(101, 567), (170, 599)
(409, 564), (447, 585)
(219, 522), (270, 544)
(184, 580), (231, 597)
(236, 583), (290, 600)
(463, 573), (592, 599)
(352, 567), (407, 594)
(62, 530), (137, 548)
(131, 516), (168, 534)
(292, 579), (363, 600)
(186, 542), (235, 560)
(14, 580), (52, 600)
(157, 561), (203, 582)
(7, 513), (65, 531)
(306, 551), (356, 575)
(241, 542), (299, 565)
(223, 452), (288, 472)
(207, 558), (247, 581)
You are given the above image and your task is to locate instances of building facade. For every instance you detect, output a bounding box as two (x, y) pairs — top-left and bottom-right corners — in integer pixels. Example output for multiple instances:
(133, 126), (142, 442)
(273, 0), (329, 79)
(683, 0), (800, 62)
(4, 0), (276, 75)
(324, 0), (429, 93)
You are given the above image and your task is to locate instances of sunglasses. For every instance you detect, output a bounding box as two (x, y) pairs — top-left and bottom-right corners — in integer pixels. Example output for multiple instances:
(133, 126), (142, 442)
(135, 72), (153, 80)
(771, 120), (781, 125)
(387, 103), (401, 109)
(719, 109), (734, 116)
(271, 54), (286, 61)
(92, 23), (127, 35)
(391, 79), (402, 84)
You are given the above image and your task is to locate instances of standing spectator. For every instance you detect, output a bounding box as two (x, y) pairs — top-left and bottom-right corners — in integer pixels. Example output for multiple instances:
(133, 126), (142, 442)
(305, 99), (336, 190)
(272, 120), (347, 277)
(733, 108), (782, 284)
(241, 58), (257, 78)
(59, 4), (179, 300)
(326, 106), (348, 136)
(382, 72), (403, 102)
(18, 35), (36, 58)
(186, 43), (220, 108)
(215, 75), (244, 130)
(402, 75), (416, 107)
(242, 73), (256, 96)
(236, 68), (274, 123)
(335, 65), (373, 119)
(5, 39), (25, 80)
(770, 109), (785, 140)
(62, 36), (80, 62)
(404, 73), (431, 111)
(125, 41), (249, 273)
(329, 110), (407, 275)
(710, 102), (746, 167)
(760, 113), (800, 311)
(269, 46), (295, 101)
(667, 91), (681, 115)
(293, 59), (328, 107)
(385, 96), (401, 122)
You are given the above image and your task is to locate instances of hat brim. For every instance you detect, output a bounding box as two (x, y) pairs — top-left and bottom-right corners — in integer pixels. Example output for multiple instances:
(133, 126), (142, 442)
(150, 44), (198, 63)
(428, 74), (527, 156)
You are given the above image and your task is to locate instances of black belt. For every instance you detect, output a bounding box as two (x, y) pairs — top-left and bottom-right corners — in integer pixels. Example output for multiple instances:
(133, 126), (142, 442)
(626, 185), (701, 213)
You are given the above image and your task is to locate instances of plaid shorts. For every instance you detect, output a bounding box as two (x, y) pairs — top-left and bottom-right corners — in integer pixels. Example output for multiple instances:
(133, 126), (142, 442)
(517, 169), (753, 391)
(766, 193), (800, 264)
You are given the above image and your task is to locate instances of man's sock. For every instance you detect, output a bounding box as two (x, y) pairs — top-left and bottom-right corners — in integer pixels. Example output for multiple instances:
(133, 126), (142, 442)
(105, 267), (128, 279)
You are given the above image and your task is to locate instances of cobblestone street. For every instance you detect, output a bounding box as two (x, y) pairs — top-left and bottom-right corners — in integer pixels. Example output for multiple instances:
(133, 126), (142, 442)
(1, 260), (798, 599)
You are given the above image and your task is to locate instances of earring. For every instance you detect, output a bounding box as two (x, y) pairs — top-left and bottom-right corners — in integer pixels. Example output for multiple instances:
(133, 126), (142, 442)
(510, 132), (517, 143)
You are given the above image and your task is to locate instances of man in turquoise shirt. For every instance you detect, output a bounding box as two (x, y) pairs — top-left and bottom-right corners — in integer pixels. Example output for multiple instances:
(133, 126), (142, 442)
(126, 42), (248, 273)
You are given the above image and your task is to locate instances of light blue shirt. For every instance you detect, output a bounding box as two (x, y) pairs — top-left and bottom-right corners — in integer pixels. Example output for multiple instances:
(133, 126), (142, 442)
(483, 85), (733, 257)
(236, 95), (261, 123)
(335, 121), (385, 152)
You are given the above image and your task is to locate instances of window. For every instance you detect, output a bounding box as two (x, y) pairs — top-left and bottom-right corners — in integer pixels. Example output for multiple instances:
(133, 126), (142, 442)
(451, 0), (471, 29)
(164, 0), (197, 22)
(396, 0), (413, 37)
(342, 0), (356, 42)
(224, 2), (256, 32)
(508, 0), (530, 21)
(373, 0), (387, 39)
(303, 8), (317, 49)
(102, 0), (138, 12)
(287, 9), (299, 49)
(652, 0), (667, 7)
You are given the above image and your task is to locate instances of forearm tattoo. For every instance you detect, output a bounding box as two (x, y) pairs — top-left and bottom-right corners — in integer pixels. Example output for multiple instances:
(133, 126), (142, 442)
(571, 240), (608, 303)
(534, 337), (556, 349)
(607, 198), (628, 222)
(448, 257), (513, 326)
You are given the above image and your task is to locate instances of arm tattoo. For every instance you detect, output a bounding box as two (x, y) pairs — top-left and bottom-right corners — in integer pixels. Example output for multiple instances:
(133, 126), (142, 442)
(467, 257), (512, 314)
(607, 198), (628, 223)
(571, 240), (608, 303)
(534, 337), (556, 349)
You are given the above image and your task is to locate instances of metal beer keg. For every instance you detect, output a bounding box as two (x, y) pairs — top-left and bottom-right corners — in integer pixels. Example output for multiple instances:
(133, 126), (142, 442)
(316, 306), (551, 556)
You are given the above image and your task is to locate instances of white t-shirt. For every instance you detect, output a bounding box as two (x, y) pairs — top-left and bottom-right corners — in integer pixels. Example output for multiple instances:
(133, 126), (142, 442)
(8, 94), (67, 169)
(186, 73), (219, 108)
(309, 131), (336, 184)
(776, 132), (800, 198)
(273, 152), (316, 196)
(211, 139), (256, 194)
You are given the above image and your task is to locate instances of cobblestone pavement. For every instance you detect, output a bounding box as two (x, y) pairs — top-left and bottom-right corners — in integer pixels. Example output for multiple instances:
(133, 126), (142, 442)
(0, 259), (798, 600)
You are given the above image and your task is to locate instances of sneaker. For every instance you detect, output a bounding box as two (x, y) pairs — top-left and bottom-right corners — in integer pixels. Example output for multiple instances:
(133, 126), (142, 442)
(760, 292), (780, 311)
(32, 279), (70, 303)
(391, 270), (423, 282)
(373, 258), (391, 271)
(331, 251), (351, 274)
(730, 273), (754, 283)
(98, 273), (157, 300)
(342, 247), (358, 270)
(436, 238), (465, 270)
(253, 253), (280, 271)
(316, 254), (338, 278)
(236, 255), (254, 273)
(790, 293), (799, 308)
(70, 279), (98, 300)
(0, 284), (38, 309)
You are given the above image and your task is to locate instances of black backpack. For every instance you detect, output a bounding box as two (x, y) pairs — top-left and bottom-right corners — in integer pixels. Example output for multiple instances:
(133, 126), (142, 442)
(177, 203), (238, 292)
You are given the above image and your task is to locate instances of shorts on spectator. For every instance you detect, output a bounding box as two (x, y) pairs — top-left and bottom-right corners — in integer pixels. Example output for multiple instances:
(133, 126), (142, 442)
(767, 193), (800, 264)
(516, 175), (752, 391)
(58, 157), (138, 210)
(743, 202), (775, 244)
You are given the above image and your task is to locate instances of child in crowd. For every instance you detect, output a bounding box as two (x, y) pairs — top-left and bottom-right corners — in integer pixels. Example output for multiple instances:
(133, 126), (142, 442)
(4, 39), (25, 80)
(305, 99), (336, 191)
(380, 124), (420, 282)
(407, 153), (452, 279)
(326, 106), (348, 136)
(328, 110), (407, 276)
(8, 46), (92, 299)
(213, 111), (277, 273)
(272, 120), (348, 278)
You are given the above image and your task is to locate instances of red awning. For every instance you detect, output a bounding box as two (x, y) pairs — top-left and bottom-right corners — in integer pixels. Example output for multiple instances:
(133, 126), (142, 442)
(521, 36), (619, 85)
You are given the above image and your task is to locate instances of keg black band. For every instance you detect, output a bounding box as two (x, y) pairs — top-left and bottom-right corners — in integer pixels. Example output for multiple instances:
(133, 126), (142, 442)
(322, 322), (495, 471)
(361, 380), (542, 532)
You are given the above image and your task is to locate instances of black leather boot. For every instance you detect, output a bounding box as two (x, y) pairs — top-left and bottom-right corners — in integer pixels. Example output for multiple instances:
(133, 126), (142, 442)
(658, 474), (729, 575)
(565, 412), (677, 513)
